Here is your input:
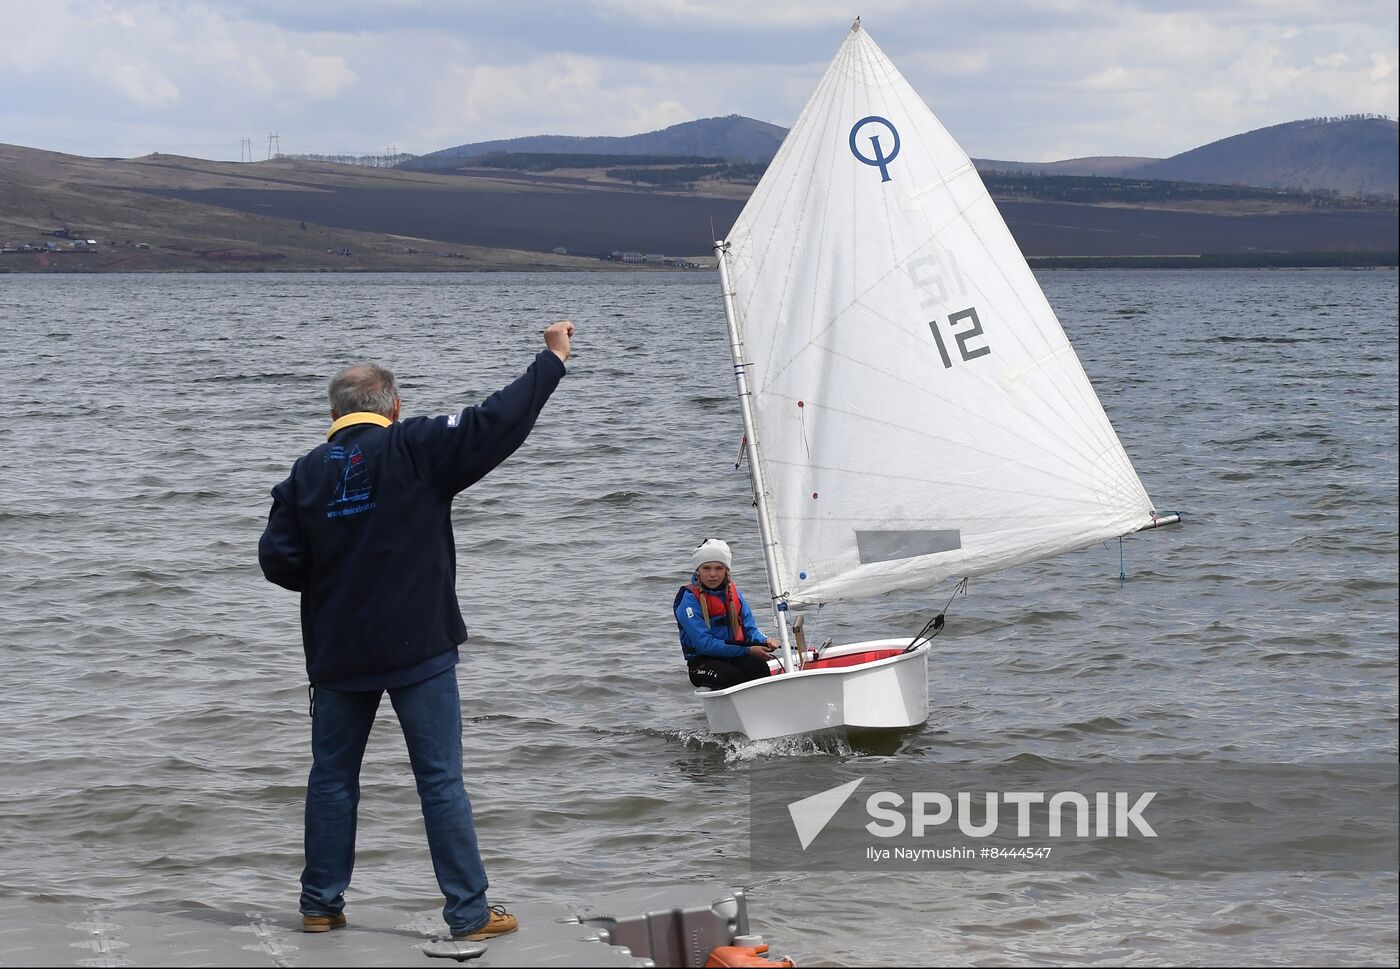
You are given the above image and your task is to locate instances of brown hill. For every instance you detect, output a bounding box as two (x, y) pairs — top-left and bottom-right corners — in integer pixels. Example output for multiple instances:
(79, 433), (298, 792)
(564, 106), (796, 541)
(1, 142), (1395, 271)
(977, 116), (1398, 198)
(409, 113), (1400, 200)
(408, 115), (788, 169)
(0, 144), (614, 271)
(1136, 116), (1398, 198)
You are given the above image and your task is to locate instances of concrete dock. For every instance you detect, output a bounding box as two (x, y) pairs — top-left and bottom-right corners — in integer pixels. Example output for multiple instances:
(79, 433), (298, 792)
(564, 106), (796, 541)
(0, 885), (767, 967)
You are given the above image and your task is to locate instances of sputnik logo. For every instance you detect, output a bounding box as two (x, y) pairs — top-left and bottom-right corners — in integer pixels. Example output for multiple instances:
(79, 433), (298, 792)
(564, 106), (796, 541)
(787, 778), (865, 849)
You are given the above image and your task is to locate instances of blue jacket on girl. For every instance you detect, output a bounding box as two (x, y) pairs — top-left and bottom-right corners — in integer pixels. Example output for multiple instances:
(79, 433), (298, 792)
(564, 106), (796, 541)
(673, 582), (768, 660)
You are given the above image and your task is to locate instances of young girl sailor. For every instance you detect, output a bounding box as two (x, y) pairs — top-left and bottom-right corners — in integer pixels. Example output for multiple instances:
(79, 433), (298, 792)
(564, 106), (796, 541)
(673, 539), (776, 689)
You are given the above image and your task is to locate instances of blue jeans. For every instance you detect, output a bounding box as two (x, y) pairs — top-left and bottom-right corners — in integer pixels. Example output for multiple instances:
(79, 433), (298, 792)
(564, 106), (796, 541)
(299, 668), (489, 935)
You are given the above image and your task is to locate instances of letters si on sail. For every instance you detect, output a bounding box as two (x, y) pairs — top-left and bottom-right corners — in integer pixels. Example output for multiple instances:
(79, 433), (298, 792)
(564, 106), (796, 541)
(721, 22), (1158, 606)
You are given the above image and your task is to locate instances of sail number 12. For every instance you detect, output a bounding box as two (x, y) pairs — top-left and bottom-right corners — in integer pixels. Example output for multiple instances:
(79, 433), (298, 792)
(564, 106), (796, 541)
(929, 307), (991, 369)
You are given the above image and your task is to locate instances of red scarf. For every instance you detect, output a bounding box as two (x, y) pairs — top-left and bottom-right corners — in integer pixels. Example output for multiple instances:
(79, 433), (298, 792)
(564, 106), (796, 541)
(689, 581), (744, 643)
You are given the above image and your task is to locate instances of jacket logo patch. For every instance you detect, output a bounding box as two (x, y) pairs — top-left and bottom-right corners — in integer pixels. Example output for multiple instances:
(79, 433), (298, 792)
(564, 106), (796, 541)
(686, 607), (695, 619)
(325, 444), (376, 518)
(447, 413), (461, 427)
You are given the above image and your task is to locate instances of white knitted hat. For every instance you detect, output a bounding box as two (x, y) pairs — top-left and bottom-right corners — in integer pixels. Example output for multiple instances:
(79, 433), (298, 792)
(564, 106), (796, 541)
(690, 538), (733, 571)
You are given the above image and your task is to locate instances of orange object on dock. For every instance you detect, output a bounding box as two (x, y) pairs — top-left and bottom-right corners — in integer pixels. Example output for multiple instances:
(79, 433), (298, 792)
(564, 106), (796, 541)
(705, 942), (797, 967)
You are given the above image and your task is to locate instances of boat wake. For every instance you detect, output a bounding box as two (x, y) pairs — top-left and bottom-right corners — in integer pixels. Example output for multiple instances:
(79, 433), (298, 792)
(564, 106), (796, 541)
(647, 725), (921, 760)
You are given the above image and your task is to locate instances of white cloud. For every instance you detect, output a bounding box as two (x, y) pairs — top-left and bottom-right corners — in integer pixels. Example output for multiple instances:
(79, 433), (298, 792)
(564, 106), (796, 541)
(446, 54), (699, 139)
(302, 55), (355, 100)
(1367, 52), (1395, 83)
(0, 0), (1394, 161)
(591, 0), (888, 29)
(1075, 66), (1146, 93)
(107, 63), (183, 110)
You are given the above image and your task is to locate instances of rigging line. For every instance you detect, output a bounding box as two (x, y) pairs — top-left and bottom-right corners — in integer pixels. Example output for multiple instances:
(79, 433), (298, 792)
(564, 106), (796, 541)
(760, 442), (1121, 500)
(756, 246), (1125, 473)
(835, 134), (1124, 466)
(744, 43), (1119, 474)
(947, 199), (1130, 462)
(737, 43), (1142, 494)
(765, 388), (1124, 499)
(902, 577), (968, 653)
(942, 237), (1129, 468)
(793, 331), (1124, 472)
(817, 324), (1141, 498)
(814, 343), (1129, 478)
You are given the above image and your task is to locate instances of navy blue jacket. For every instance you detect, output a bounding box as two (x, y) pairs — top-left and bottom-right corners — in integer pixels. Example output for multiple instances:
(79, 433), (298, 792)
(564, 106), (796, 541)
(259, 350), (565, 689)
(673, 582), (768, 661)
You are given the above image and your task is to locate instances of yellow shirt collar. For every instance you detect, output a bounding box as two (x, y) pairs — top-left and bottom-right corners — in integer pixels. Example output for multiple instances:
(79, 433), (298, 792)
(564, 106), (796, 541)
(327, 411), (392, 440)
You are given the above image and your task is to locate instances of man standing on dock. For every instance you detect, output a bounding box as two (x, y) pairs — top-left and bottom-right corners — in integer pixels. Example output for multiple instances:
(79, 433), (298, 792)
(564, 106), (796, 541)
(258, 320), (574, 941)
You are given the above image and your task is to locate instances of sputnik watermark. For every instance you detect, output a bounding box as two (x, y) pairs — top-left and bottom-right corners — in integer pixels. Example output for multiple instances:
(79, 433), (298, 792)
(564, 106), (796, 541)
(787, 778), (864, 849)
(789, 781), (1156, 850)
(749, 762), (1399, 872)
(864, 789), (1157, 838)
(866, 845), (1054, 862)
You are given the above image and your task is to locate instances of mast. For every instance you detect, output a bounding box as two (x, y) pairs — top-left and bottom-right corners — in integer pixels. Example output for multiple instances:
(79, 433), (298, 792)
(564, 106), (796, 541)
(715, 240), (797, 674)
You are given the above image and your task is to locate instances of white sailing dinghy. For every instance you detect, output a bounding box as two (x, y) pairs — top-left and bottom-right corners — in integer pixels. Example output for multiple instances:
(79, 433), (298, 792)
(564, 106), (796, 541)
(702, 19), (1179, 741)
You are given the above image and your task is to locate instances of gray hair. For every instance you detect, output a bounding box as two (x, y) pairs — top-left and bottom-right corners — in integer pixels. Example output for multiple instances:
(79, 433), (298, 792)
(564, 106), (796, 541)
(328, 363), (399, 417)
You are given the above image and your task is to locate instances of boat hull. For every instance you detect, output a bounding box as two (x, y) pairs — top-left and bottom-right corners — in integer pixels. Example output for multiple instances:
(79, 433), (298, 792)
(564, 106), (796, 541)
(696, 639), (930, 740)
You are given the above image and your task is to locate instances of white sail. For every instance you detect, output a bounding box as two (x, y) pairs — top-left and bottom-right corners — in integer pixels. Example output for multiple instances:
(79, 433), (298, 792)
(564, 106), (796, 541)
(721, 22), (1159, 606)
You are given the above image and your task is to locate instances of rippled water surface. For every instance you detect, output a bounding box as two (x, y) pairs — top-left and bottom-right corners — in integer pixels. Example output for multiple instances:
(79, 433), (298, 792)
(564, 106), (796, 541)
(2, 269), (1396, 965)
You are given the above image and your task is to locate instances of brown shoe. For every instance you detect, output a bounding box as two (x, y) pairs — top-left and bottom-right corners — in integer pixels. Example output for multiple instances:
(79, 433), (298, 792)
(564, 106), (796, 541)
(302, 912), (347, 933)
(453, 905), (517, 941)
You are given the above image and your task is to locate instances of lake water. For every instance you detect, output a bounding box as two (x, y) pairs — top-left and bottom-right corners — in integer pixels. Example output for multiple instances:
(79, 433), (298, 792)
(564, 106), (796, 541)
(1, 269), (1396, 965)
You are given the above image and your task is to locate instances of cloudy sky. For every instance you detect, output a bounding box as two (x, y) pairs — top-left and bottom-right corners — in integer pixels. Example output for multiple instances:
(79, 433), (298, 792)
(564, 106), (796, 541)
(1, 0), (1395, 164)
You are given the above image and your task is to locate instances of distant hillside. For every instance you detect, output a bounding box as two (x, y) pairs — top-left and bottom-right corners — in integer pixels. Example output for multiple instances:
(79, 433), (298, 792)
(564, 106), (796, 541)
(414, 113), (1397, 199)
(974, 155), (1159, 177)
(1, 141), (1393, 272)
(976, 118), (1397, 198)
(1136, 116), (1398, 199)
(408, 115), (787, 169)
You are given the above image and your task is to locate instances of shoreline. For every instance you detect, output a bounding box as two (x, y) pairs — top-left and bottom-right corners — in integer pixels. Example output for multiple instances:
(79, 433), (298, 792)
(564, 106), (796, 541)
(1025, 251), (1398, 270)
(1, 250), (1395, 274)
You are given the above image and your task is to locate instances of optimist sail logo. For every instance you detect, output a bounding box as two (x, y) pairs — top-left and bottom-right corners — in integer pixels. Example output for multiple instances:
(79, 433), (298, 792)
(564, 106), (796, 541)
(849, 116), (901, 182)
